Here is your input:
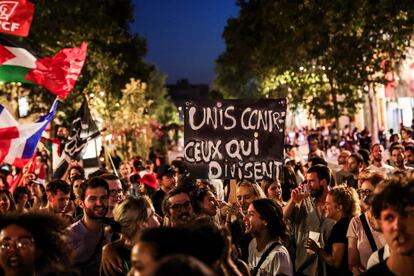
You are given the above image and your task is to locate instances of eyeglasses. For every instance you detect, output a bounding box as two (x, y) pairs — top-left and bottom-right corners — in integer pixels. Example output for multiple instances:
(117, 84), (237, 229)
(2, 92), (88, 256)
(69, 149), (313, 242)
(357, 189), (372, 197)
(0, 237), (34, 251)
(169, 201), (191, 211)
(109, 189), (123, 197)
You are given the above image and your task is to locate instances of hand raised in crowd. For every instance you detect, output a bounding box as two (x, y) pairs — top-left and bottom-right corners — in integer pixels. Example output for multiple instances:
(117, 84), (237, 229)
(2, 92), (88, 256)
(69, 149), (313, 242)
(305, 238), (321, 254)
(290, 187), (306, 204)
(224, 202), (244, 224)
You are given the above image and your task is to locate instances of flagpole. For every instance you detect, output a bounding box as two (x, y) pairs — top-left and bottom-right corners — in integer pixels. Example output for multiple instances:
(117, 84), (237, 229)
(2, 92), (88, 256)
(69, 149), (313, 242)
(87, 93), (100, 175)
(103, 143), (119, 177)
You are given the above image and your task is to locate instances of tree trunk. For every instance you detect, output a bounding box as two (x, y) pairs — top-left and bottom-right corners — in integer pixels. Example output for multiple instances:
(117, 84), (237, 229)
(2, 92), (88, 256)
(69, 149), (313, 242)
(368, 83), (379, 144)
(330, 79), (340, 129)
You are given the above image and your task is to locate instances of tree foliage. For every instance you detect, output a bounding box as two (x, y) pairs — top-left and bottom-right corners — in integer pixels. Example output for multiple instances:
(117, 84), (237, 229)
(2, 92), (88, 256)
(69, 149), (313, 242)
(0, 0), (177, 157)
(214, 0), (414, 122)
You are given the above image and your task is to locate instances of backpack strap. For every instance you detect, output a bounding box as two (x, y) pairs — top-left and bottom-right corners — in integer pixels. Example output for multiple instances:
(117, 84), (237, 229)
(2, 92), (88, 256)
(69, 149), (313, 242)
(378, 246), (385, 262)
(360, 213), (378, 252)
(252, 242), (279, 276)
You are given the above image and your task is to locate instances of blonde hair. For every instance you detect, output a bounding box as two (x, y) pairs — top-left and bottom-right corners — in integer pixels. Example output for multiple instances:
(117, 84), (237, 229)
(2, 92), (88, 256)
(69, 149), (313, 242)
(329, 185), (361, 217)
(113, 195), (153, 240)
(236, 180), (267, 199)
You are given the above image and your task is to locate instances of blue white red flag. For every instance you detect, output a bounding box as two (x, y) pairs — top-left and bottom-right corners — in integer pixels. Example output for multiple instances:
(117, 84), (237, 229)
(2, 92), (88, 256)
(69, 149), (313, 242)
(0, 99), (58, 168)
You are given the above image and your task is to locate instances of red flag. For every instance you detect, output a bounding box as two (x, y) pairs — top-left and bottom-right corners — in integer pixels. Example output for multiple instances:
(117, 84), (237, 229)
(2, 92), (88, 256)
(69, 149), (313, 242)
(0, 0), (34, 37)
(26, 42), (88, 99)
(0, 44), (16, 63)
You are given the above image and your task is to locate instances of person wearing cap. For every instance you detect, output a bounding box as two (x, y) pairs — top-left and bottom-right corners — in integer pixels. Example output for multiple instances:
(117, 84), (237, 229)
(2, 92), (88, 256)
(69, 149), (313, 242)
(151, 165), (176, 217)
(139, 173), (158, 197)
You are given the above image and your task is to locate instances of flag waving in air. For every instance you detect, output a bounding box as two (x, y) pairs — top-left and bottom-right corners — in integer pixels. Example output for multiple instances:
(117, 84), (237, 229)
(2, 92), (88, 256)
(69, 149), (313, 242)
(52, 96), (101, 179)
(0, 36), (87, 99)
(0, 99), (58, 168)
(65, 95), (99, 160)
(0, 0), (35, 37)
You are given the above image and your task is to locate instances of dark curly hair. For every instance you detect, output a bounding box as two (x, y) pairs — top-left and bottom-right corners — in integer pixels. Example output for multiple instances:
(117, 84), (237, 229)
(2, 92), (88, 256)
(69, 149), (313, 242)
(68, 165), (85, 181)
(0, 212), (72, 273)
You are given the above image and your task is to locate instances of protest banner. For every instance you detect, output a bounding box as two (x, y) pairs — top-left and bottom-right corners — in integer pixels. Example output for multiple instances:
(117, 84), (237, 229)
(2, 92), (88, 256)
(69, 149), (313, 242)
(184, 99), (286, 180)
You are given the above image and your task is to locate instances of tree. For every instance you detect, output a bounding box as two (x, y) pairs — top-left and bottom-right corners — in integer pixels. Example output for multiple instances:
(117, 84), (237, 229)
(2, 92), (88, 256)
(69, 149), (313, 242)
(214, 0), (414, 135)
(1, 0), (178, 157)
(2, 0), (152, 122)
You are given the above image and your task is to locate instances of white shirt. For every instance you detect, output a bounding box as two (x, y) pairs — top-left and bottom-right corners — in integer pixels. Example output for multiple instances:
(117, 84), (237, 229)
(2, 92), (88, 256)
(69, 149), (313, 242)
(366, 244), (390, 269)
(366, 163), (394, 175)
(248, 239), (293, 276)
(346, 213), (386, 269)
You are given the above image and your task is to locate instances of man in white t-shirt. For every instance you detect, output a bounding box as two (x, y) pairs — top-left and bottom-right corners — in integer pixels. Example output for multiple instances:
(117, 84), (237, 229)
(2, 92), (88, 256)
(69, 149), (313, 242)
(366, 143), (394, 174)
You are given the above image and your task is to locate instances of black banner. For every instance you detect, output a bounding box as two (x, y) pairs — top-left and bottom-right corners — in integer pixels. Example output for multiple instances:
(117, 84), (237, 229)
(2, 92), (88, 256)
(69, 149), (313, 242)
(184, 99), (286, 180)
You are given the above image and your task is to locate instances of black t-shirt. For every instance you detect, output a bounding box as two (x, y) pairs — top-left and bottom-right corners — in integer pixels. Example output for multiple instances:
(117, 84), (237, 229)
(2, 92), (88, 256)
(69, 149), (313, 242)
(361, 261), (395, 276)
(345, 175), (358, 189)
(324, 216), (352, 276)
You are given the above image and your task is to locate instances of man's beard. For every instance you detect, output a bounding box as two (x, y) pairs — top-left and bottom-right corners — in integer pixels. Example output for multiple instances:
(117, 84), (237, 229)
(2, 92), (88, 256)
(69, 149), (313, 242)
(311, 186), (324, 199)
(57, 135), (66, 143)
(373, 156), (382, 163)
(349, 168), (358, 174)
(85, 206), (107, 220)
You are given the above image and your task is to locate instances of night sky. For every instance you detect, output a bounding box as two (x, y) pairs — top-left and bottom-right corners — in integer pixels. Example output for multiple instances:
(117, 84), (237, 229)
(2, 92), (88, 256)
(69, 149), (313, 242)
(131, 0), (239, 85)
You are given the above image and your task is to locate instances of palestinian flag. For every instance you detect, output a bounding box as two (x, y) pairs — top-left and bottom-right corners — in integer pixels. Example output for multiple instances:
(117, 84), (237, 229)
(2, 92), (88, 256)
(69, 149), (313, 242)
(0, 36), (87, 99)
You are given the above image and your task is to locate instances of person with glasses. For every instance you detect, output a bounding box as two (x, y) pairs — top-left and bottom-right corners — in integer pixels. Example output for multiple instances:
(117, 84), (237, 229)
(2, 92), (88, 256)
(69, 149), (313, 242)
(162, 187), (194, 226)
(0, 212), (72, 275)
(347, 171), (387, 275)
(101, 174), (124, 218)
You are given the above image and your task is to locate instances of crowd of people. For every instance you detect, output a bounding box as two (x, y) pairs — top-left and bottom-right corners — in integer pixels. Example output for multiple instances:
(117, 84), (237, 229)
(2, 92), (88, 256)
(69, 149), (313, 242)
(0, 125), (414, 276)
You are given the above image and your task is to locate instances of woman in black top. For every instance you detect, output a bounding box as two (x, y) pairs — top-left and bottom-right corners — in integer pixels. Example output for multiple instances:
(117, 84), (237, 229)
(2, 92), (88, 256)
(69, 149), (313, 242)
(306, 185), (360, 276)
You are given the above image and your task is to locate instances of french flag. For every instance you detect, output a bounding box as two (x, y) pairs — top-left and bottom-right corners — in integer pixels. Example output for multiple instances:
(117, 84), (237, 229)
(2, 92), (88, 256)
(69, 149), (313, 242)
(0, 100), (58, 168)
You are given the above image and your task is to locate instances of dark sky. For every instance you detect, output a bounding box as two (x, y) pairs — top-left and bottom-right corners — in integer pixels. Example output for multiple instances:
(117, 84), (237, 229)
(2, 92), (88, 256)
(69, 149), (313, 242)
(131, 0), (239, 85)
